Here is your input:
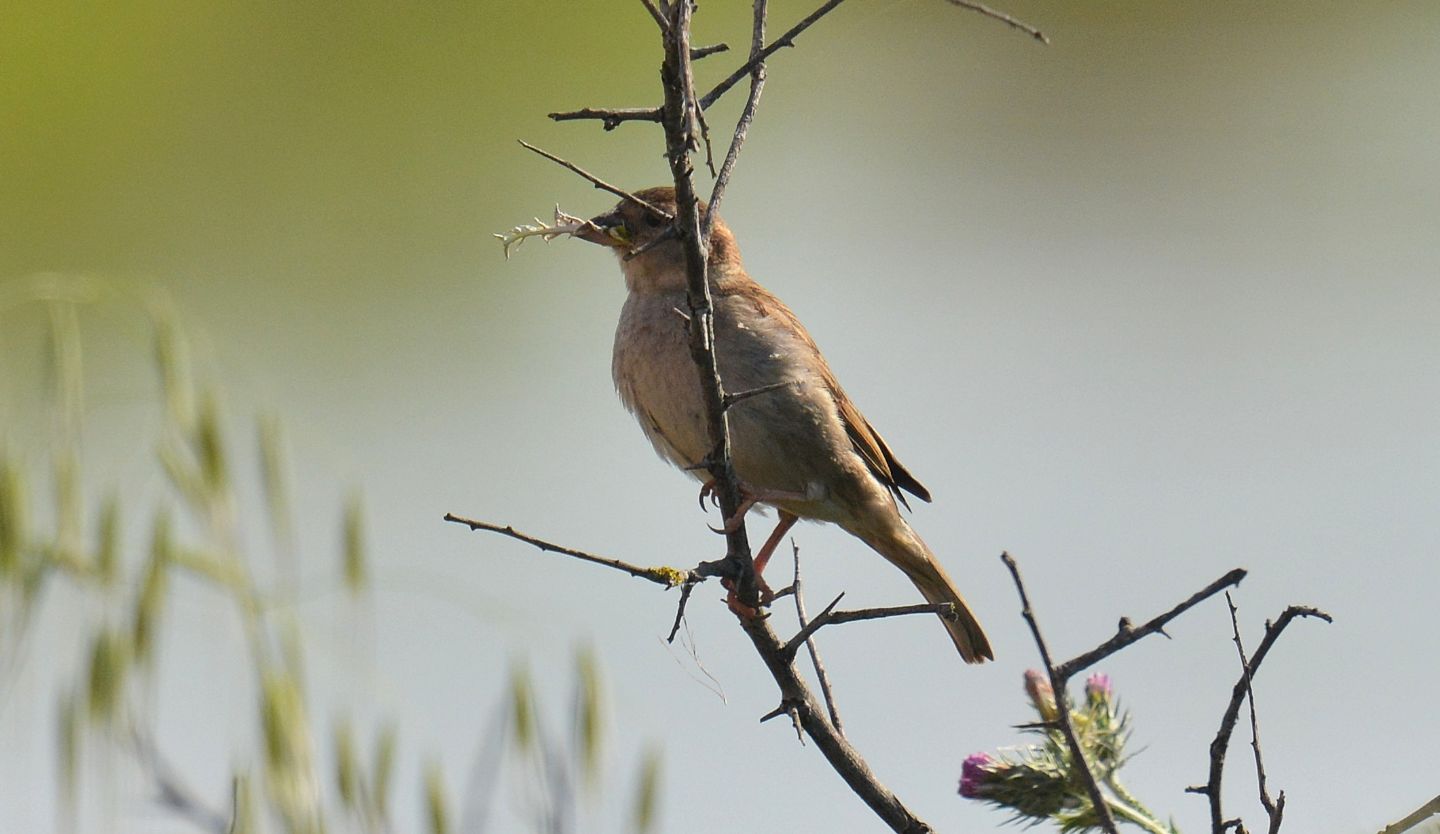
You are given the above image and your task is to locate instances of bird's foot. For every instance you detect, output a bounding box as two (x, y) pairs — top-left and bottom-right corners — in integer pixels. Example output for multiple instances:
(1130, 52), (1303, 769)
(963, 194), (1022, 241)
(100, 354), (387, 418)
(703, 484), (808, 534)
(722, 575), (776, 619)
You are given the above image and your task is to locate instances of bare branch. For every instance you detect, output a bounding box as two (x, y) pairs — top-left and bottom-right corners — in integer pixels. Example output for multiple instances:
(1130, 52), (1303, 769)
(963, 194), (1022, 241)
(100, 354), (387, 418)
(666, 574), (701, 642)
(658, 0), (761, 606)
(639, 0), (669, 31)
(546, 106), (662, 130)
(705, 0), (769, 234)
(1199, 605), (1332, 834)
(793, 541), (844, 736)
(550, 0), (1041, 131)
(443, 513), (696, 588)
(782, 598), (959, 659)
(1225, 593), (1283, 834)
(1001, 551), (1120, 834)
(941, 0), (1048, 44)
(699, 0), (850, 111)
(1054, 567), (1248, 680)
(516, 140), (673, 220)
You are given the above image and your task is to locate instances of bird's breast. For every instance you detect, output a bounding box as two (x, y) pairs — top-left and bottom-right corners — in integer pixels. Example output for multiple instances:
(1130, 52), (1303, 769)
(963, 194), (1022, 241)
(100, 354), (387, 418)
(611, 290), (860, 517)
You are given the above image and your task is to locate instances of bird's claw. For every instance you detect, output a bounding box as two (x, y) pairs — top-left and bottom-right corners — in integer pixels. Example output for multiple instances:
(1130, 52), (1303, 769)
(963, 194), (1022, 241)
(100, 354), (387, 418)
(696, 479), (722, 512)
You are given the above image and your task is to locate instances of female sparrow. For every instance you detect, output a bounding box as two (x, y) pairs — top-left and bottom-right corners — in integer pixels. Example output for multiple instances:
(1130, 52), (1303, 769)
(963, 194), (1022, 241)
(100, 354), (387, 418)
(578, 187), (993, 663)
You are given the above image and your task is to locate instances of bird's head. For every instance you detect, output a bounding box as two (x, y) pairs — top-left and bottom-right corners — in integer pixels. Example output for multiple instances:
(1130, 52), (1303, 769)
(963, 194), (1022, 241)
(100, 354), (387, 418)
(577, 186), (743, 293)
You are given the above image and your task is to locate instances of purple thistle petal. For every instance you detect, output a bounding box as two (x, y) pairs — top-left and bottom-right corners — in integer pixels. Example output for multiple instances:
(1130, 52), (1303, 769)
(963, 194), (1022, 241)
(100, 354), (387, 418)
(959, 752), (996, 798)
(1085, 672), (1113, 701)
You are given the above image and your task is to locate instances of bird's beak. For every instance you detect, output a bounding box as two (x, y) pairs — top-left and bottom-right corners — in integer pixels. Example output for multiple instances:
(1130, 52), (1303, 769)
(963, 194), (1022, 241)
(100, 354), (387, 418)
(575, 210), (632, 249)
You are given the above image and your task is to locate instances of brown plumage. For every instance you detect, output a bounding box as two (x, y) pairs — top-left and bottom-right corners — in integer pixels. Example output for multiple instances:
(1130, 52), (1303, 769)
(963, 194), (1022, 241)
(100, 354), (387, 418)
(579, 187), (993, 663)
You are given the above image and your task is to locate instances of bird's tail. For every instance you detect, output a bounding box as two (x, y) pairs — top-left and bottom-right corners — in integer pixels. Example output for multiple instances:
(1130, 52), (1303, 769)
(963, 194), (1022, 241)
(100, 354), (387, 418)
(856, 522), (994, 664)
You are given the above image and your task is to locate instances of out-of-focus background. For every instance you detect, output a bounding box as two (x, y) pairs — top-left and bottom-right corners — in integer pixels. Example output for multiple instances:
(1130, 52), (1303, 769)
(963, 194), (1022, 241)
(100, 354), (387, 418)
(3, 1), (1438, 832)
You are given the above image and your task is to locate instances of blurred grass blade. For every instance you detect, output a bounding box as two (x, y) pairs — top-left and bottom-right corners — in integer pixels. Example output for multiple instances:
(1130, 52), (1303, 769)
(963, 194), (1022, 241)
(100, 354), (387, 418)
(195, 393), (229, 496)
(57, 688), (80, 805)
(0, 456), (25, 579)
(132, 511), (173, 668)
(152, 307), (196, 431)
(333, 715), (359, 809)
(632, 745), (663, 834)
(372, 720), (397, 822)
(45, 301), (84, 443)
(573, 645), (603, 790)
(229, 771), (256, 834)
(53, 450), (83, 571)
(424, 759), (450, 834)
(257, 415), (293, 547)
(342, 491), (367, 595)
(509, 662), (536, 753)
(95, 492), (119, 586)
(86, 628), (131, 723)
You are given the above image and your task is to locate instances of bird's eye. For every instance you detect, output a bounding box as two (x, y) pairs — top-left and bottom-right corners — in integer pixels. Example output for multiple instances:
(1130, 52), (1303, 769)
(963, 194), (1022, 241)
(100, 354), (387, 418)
(641, 213), (661, 229)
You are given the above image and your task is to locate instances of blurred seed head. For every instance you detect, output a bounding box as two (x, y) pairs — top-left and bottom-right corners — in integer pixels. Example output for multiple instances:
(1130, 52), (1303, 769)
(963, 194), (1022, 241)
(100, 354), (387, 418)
(424, 760), (450, 834)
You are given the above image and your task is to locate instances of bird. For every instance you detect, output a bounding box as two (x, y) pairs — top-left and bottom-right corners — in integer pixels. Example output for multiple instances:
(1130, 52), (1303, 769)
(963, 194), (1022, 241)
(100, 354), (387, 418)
(576, 186), (993, 663)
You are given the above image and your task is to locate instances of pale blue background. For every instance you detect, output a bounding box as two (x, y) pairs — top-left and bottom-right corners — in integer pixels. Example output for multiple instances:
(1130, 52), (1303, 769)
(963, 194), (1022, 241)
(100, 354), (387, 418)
(2, 2), (1437, 832)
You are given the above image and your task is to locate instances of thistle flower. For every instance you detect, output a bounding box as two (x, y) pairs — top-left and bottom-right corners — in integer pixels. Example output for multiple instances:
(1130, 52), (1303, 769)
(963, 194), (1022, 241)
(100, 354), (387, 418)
(959, 751), (1072, 822)
(959, 752), (998, 798)
(961, 671), (1173, 834)
(1085, 673), (1112, 705)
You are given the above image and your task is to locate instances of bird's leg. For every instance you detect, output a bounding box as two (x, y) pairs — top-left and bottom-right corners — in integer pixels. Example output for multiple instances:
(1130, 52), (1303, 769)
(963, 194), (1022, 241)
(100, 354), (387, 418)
(752, 510), (798, 577)
(706, 485), (809, 534)
(724, 510), (798, 618)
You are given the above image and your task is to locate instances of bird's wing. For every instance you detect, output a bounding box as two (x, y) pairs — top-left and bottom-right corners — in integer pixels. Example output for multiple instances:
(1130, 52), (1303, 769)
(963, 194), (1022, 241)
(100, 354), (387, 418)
(829, 379), (932, 509)
(732, 282), (932, 508)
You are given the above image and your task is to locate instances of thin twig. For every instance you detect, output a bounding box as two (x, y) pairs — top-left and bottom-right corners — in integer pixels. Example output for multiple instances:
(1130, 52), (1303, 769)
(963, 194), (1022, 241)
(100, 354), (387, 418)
(782, 593), (845, 657)
(443, 513), (696, 588)
(825, 602), (956, 628)
(639, 0), (669, 31)
(705, 0), (769, 236)
(666, 575), (701, 642)
(723, 380), (794, 409)
(1197, 605), (1332, 834)
(1054, 568), (1248, 680)
(792, 541), (844, 736)
(941, 0), (1048, 43)
(546, 106), (661, 129)
(550, 0), (1042, 131)
(1225, 593), (1283, 834)
(699, 0), (850, 111)
(516, 141), (672, 220)
(1001, 552), (1119, 834)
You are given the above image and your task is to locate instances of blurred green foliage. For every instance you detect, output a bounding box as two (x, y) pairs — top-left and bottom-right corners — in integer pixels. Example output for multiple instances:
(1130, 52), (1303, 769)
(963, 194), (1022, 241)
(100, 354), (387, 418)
(0, 276), (659, 833)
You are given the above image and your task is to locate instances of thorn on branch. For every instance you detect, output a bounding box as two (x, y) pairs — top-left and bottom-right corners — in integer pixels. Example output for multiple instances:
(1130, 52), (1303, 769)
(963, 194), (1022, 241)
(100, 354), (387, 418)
(760, 699), (805, 743)
(691, 42), (730, 60)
